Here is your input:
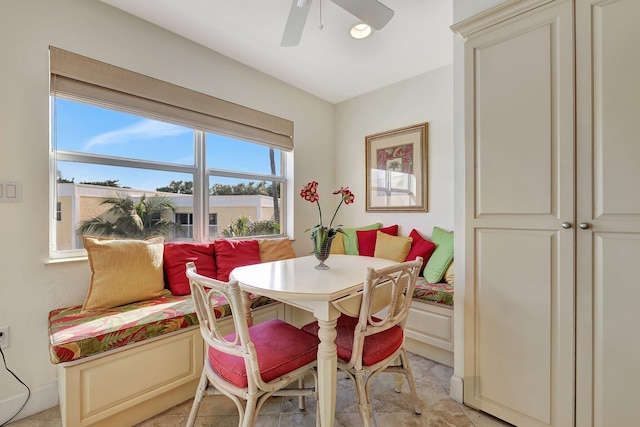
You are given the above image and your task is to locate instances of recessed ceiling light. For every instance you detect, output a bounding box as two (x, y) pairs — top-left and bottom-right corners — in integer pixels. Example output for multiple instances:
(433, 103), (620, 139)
(350, 22), (372, 39)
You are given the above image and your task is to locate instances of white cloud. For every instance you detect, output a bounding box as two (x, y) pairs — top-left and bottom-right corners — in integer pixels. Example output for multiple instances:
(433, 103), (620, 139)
(84, 119), (189, 150)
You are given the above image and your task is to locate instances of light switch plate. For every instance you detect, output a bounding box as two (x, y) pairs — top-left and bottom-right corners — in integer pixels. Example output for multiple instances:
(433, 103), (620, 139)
(0, 181), (22, 203)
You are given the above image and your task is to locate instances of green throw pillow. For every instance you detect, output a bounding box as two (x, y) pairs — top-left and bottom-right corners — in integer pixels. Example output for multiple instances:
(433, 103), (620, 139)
(342, 223), (382, 255)
(423, 226), (454, 283)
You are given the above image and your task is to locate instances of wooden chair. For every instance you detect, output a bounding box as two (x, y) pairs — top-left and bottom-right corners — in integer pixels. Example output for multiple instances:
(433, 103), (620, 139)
(302, 257), (423, 427)
(185, 262), (320, 427)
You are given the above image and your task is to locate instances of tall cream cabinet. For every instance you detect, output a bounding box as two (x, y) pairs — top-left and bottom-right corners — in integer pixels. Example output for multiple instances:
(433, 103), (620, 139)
(452, 1), (640, 426)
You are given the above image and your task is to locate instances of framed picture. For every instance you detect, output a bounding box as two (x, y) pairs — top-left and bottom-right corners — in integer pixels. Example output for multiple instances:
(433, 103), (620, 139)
(365, 122), (428, 212)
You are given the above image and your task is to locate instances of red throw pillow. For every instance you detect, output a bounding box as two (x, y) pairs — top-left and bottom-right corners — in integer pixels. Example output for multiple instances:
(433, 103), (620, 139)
(356, 225), (399, 257)
(405, 229), (437, 275)
(214, 239), (261, 282)
(163, 242), (216, 296)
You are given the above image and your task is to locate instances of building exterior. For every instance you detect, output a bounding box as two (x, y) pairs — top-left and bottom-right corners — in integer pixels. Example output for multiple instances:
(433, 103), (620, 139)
(56, 183), (277, 250)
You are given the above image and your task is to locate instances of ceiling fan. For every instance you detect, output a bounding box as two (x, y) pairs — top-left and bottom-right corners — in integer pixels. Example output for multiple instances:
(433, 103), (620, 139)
(281, 0), (394, 47)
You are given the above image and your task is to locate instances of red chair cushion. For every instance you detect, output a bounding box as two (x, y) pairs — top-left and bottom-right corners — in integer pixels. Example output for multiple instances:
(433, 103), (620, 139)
(163, 242), (216, 295)
(301, 315), (403, 366)
(208, 319), (319, 388)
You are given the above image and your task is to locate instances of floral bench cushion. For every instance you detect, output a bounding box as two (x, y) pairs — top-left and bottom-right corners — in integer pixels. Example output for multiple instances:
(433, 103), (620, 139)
(412, 277), (454, 307)
(48, 293), (276, 364)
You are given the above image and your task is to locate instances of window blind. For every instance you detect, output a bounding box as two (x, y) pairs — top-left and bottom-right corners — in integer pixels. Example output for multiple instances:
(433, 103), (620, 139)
(49, 47), (293, 151)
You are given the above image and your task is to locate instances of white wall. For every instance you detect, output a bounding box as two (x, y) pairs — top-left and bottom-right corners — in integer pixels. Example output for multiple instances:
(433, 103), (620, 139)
(334, 65), (454, 238)
(454, 0), (509, 21)
(0, 0), (335, 419)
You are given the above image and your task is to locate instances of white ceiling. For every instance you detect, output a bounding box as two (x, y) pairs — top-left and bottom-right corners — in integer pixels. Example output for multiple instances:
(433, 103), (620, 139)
(100, 0), (454, 104)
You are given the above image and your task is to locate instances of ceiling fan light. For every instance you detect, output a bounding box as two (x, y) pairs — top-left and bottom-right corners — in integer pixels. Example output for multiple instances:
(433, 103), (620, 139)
(350, 22), (372, 39)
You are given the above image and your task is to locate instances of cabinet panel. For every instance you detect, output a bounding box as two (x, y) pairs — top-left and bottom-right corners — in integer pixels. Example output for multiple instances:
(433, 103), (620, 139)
(592, 233), (640, 426)
(592, 0), (640, 217)
(405, 302), (453, 351)
(474, 229), (555, 424)
(476, 25), (552, 216)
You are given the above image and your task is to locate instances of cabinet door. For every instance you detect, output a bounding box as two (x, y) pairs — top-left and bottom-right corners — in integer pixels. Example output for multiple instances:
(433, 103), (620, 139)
(575, 1), (640, 426)
(461, 1), (575, 426)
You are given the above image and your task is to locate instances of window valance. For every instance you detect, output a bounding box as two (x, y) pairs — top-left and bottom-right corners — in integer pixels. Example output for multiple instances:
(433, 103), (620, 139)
(49, 47), (293, 151)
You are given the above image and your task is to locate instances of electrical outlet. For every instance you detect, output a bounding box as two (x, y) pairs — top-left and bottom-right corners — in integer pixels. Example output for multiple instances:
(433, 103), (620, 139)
(0, 326), (9, 349)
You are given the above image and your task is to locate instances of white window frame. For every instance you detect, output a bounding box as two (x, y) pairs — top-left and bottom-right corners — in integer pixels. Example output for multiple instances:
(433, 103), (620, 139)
(49, 47), (291, 260)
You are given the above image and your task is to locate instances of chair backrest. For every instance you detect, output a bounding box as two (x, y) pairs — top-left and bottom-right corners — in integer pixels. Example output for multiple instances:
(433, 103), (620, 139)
(349, 257), (423, 363)
(185, 262), (252, 363)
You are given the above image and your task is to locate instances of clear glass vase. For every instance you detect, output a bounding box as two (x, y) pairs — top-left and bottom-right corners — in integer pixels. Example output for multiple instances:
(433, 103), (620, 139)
(313, 234), (335, 270)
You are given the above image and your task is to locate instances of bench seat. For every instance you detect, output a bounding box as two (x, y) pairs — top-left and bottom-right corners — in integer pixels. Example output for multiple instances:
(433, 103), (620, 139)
(413, 277), (454, 307)
(404, 277), (454, 367)
(50, 295), (284, 427)
(48, 293), (275, 364)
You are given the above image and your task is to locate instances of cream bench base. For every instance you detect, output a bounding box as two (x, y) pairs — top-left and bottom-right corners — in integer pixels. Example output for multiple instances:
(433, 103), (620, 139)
(404, 300), (454, 367)
(57, 302), (284, 427)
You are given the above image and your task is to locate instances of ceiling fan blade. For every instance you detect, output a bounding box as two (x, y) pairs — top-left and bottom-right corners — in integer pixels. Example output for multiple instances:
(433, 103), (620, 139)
(331, 0), (394, 30)
(281, 0), (313, 47)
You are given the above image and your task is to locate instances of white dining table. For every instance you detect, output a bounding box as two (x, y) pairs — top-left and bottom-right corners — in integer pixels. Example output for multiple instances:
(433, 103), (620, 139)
(230, 254), (398, 427)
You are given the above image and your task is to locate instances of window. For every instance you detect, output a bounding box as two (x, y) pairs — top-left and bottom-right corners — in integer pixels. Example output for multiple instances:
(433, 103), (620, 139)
(175, 213), (218, 239)
(49, 47), (292, 259)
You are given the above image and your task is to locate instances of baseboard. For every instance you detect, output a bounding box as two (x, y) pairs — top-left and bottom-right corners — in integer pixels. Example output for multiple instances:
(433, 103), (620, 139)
(0, 381), (58, 423)
(450, 374), (463, 403)
(405, 338), (454, 367)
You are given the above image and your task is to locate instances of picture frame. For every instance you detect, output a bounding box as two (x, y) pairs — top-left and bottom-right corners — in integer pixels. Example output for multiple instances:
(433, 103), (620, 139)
(365, 122), (428, 212)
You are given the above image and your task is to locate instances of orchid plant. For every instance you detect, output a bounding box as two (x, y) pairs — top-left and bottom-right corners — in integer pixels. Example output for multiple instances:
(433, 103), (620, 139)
(300, 181), (355, 255)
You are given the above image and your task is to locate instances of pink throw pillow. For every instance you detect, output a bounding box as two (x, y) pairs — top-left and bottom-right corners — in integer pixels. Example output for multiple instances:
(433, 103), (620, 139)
(214, 239), (261, 282)
(405, 229), (436, 275)
(163, 242), (216, 296)
(356, 225), (398, 257)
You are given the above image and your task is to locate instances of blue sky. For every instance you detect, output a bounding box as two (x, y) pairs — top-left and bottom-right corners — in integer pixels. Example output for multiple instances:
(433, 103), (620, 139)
(55, 98), (280, 190)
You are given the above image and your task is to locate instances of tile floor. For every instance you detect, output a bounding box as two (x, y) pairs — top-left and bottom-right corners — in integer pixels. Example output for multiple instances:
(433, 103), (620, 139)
(9, 354), (512, 426)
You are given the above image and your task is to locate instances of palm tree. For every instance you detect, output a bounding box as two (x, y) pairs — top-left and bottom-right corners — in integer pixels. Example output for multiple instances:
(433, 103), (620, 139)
(220, 214), (280, 237)
(78, 194), (182, 239)
(388, 159), (402, 171)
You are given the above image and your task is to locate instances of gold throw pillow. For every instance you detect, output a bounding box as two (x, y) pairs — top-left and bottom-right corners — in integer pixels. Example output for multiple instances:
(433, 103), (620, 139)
(258, 238), (297, 262)
(373, 231), (413, 262)
(82, 236), (167, 312)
